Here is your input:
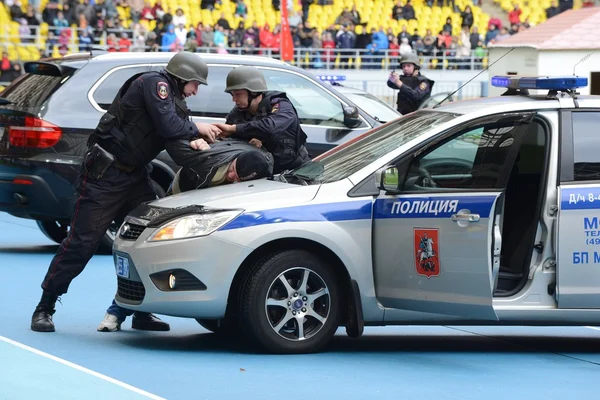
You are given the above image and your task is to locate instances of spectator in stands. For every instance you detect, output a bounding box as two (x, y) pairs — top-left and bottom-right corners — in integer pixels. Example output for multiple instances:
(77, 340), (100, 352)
(172, 7), (186, 27)
(214, 24), (228, 47)
(488, 16), (502, 30)
(235, 0), (248, 18)
(23, 5), (40, 36)
(152, 0), (165, 20)
(79, 30), (93, 51)
(161, 24), (178, 51)
(336, 7), (354, 25)
(403, 0), (416, 20)
(399, 37), (412, 56)
(398, 25), (410, 41)
(175, 22), (188, 45)
(559, 0), (573, 12)
(289, 9), (302, 27)
(118, 32), (132, 51)
(202, 24), (215, 48)
(410, 29), (421, 47)
(365, 38), (382, 70)
(485, 24), (498, 45)
(420, 29), (436, 60)
(442, 17), (453, 34)
(392, 0), (403, 20)
(10, 0), (24, 20)
(140, 1), (155, 20)
(458, 25), (471, 69)
(336, 24), (355, 69)
(217, 13), (231, 30)
(42, 1), (59, 25)
(460, 5), (473, 29)
(508, 5), (521, 26)
(469, 26), (481, 49)
(546, 1), (561, 18)
(62, 2), (76, 25)
(76, 0), (96, 24)
(350, 5), (363, 26)
(233, 22), (246, 47)
(494, 27), (511, 43)
(1, 52), (13, 78)
(388, 37), (400, 69)
(53, 11), (69, 35)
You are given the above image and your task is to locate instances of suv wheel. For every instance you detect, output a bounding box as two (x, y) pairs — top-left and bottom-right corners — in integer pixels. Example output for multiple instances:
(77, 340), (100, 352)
(240, 250), (342, 354)
(36, 179), (166, 253)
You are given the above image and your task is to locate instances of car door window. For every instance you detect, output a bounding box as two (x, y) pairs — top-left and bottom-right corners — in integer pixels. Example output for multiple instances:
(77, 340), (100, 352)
(572, 112), (600, 181)
(260, 68), (350, 127)
(92, 65), (150, 110)
(402, 122), (538, 191)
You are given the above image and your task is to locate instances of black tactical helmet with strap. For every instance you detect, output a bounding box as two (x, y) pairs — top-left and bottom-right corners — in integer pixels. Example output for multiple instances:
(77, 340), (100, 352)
(165, 51), (209, 85)
(400, 53), (421, 69)
(225, 66), (268, 93)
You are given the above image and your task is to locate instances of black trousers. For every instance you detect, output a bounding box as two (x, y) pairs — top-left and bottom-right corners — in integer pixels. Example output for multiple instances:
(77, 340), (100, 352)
(41, 152), (156, 296)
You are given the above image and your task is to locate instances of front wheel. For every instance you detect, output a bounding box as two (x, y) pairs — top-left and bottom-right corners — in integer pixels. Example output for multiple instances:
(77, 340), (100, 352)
(240, 250), (342, 354)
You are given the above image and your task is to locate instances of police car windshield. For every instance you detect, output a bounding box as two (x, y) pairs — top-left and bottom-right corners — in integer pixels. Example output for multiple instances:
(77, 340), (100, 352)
(293, 110), (461, 184)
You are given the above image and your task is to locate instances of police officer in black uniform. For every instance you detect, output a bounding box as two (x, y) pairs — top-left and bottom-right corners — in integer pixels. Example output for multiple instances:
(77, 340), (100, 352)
(212, 66), (310, 174)
(387, 53), (435, 115)
(30, 51), (221, 333)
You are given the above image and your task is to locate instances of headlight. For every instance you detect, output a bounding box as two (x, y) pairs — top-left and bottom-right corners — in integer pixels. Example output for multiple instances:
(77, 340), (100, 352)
(148, 210), (242, 242)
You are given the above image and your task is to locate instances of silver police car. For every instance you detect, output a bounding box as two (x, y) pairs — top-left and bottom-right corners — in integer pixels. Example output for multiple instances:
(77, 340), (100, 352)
(113, 76), (600, 354)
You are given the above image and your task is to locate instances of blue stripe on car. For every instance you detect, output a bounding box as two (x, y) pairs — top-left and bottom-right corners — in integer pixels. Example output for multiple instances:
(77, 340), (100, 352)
(561, 187), (600, 210)
(219, 195), (497, 231)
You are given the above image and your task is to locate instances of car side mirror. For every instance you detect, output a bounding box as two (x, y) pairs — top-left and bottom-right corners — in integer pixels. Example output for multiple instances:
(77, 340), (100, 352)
(375, 165), (400, 192)
(342, 105), (362, 128)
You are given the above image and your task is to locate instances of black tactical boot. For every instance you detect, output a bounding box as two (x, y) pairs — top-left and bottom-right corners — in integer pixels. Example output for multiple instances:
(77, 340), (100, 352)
(31, 291), (59, 332)
(131, 312), (170, 331)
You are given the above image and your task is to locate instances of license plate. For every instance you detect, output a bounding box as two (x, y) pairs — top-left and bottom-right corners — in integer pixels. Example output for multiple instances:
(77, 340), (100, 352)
(116, 255), (130, 278)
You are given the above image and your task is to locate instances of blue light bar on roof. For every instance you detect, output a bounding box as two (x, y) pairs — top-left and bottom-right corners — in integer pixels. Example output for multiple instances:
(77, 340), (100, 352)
(491, 75), (588, 90)
(315, 75), (346, 82)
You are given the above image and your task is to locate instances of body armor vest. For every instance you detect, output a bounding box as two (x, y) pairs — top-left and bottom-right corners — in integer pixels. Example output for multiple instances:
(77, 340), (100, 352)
(92, 71), (190, 167)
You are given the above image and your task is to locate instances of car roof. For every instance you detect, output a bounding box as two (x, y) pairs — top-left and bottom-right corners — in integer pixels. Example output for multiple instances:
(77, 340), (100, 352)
(431, 93), (600, 116)
(84, 51), (292, 68)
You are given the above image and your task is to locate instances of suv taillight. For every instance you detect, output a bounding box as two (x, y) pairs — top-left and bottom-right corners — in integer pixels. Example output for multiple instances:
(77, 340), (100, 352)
(8, 117), (62, 148)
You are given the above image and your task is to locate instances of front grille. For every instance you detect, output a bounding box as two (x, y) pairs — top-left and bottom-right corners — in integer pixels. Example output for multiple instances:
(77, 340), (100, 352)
(119, 223), (146, 240)
(117, 277), (145, 302)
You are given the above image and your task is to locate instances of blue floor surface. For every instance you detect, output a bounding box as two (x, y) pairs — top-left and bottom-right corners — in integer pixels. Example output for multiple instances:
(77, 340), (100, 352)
(1, 214), (600, 399)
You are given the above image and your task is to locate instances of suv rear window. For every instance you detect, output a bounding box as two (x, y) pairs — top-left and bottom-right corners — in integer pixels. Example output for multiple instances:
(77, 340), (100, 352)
(0, 73), (72, 109)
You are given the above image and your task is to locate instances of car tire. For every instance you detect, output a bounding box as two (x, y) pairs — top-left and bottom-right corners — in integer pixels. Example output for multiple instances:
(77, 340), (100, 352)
(99, 178), (166, 253)
(36, 220), (69, 245)
(240, 250), (342, 354)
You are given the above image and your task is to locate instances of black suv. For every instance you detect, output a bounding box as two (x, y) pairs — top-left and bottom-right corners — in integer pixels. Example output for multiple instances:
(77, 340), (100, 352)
(0, 51), (381, 251)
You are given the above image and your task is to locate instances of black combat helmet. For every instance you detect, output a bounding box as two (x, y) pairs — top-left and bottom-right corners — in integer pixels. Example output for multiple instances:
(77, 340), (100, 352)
(400, 53), (421, 69)
(165, 51), (209, 85)
(224, 66), (268, 93)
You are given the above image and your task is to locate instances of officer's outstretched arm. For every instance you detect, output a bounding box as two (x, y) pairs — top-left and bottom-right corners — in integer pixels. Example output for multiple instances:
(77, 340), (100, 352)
(387, 79), (400, 90)
(399, 81), (430, 103)
(143, 76), (199, 140)
(234, 100), (296, 141)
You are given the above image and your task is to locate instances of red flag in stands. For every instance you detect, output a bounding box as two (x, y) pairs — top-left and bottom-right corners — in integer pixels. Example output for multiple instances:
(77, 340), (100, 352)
(280, 0), (294, 61)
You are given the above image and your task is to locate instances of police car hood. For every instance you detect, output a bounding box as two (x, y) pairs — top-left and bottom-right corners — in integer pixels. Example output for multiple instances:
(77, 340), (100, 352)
(128, 179), (320, 226)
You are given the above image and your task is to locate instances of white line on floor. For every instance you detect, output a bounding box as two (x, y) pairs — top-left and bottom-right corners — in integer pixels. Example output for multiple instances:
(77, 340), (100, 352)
(0, 335), (166, 400)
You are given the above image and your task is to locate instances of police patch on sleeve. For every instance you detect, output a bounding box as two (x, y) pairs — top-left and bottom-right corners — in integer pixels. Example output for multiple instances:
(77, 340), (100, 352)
(271, 103), (280, 113)
(157, 81), (169, 100)
(419, 82), (428, 90)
